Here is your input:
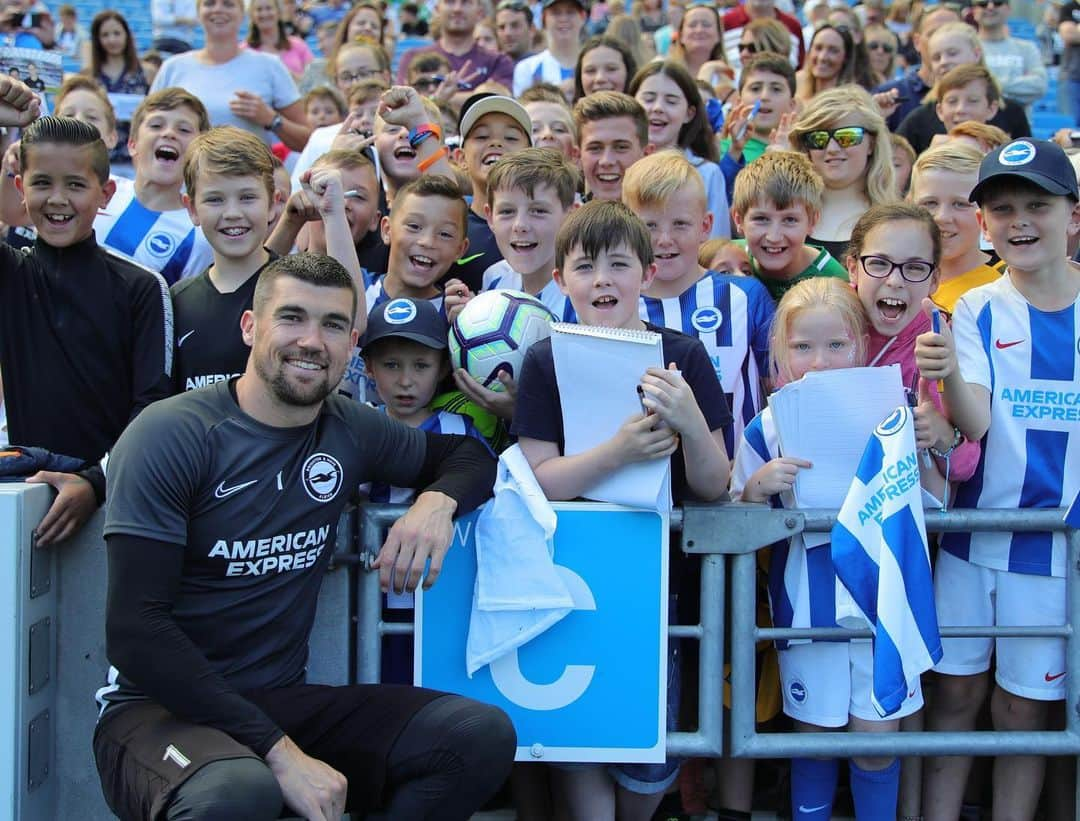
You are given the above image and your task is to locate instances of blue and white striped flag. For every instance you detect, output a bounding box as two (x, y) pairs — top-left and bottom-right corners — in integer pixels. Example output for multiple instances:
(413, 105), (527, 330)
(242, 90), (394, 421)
(830, 406), (942, 717)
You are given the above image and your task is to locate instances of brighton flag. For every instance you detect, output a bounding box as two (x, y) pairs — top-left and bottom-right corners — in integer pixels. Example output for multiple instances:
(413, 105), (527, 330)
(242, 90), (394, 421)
(830, 406), (942, 717)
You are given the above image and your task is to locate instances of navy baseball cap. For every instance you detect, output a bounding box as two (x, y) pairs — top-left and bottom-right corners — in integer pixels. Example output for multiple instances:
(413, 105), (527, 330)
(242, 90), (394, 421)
(542, 0), (588, 10)
(969, 139), (1080, 204)
(361, 298), (448, 352)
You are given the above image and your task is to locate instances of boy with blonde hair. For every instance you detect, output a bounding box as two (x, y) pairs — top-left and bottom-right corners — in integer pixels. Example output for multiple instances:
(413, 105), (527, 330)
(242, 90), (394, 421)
(909, 141), (1000, 314)
(625, 149), (773, 452)
(173, 127), (363, 393)
(730, 150), (848, 303)
(520, 83), (580, 162)
(573, 91), (650, 203)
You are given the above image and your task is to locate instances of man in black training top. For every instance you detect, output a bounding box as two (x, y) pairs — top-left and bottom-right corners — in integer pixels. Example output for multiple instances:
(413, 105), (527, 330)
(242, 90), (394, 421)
(95, 252), (513, 821)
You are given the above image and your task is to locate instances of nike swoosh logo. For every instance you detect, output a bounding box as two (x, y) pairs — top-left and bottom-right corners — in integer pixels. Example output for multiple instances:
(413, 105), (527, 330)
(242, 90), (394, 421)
(456, 252), (485, 265)
(799, 803), (830, 814)
(995, 338), (1023, 349)
(1045, 671), (1066, 682)
(178, 330), (196, 347)
(214, 479), (258, 499)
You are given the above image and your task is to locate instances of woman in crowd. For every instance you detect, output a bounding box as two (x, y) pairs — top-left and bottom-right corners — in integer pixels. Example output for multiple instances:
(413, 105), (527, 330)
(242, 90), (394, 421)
(670, 3), (727, 83)
(151, 0), (310, 151)
(87, 10), (148, 168)
(246, 0), (314, 78)
(796, 24), (856, 101)
(864, 22), (900, 85)
(788, 84), (895, 261)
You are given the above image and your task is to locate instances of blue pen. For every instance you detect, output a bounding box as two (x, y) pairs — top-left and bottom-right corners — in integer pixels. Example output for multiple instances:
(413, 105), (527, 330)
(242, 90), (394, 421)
(735, 100), (761, 142)
(931, 307), (945, 394)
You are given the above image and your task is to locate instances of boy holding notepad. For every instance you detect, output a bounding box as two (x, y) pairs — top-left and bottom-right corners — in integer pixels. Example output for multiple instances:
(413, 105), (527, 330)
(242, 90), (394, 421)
(511, 200), (731, 819)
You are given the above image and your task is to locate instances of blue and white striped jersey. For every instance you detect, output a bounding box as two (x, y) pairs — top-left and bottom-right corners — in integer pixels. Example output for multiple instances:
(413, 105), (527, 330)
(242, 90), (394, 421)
(338, 276), (445, 404)
(942, 275), (1080, 578)
(362, 407), (490, 609)
(481, 260), (577, 322)
(640, 271), (774, 456)
(732, 408), (837, 647)
(94, 176), (213, 286)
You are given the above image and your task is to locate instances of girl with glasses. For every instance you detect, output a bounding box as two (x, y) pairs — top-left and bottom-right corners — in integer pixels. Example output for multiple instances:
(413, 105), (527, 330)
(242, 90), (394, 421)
(788, 84), (896, 263)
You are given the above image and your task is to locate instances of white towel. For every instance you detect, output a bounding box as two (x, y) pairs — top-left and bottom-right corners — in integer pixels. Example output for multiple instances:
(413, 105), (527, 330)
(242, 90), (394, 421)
(465, 445), (575, 676)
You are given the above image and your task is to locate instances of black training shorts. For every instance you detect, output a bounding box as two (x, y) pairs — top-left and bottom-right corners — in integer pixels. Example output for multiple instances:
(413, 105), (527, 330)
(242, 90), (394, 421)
(94, 684), (446, 820)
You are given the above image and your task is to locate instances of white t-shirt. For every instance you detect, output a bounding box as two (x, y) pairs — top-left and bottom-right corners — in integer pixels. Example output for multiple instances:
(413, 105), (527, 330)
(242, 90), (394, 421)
(151, 49), (300, 146)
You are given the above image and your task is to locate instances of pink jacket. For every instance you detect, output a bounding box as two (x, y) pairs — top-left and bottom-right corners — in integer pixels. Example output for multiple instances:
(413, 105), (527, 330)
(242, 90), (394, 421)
(866, 311), (981, 482)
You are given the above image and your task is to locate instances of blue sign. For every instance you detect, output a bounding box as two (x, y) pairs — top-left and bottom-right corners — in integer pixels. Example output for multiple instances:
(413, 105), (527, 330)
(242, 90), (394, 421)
(416, 504), (668, 763)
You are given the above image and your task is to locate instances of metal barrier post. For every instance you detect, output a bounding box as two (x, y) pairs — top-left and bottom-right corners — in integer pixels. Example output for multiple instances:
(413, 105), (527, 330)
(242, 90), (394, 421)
(355, 504), (408, 684)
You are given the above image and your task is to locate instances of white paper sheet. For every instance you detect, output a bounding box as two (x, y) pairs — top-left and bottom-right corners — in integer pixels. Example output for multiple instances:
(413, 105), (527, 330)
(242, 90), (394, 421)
(550, 324), (671, 511)
(769, 365), (906, 546)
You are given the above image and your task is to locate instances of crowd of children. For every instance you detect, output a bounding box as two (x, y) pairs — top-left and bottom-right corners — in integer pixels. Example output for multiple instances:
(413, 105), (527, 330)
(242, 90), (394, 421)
(0, 0), (1078, 815)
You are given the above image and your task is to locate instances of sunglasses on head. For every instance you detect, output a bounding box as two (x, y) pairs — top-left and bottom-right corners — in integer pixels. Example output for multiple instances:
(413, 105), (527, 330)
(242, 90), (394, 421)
(496, 0), (530, 11)
(800, 125), (867, 150)
(866, 40), (895, 53)
(972, 0), (1008, 7)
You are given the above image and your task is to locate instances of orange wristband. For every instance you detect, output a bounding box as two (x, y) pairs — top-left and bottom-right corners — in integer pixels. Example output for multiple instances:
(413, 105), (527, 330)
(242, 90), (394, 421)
(417, 146), (448, 173)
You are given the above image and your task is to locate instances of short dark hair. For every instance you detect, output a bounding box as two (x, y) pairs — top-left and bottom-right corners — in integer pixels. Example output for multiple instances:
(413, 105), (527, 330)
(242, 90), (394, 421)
(21, 116), (110, 183)
(131, 87), (211, 137)
(487, 147), (579, 210)
(253, 253), (358, 324)
(555, 200), (653, 273)
(738, 52), (797, 96)
(393, 174), (468, 236)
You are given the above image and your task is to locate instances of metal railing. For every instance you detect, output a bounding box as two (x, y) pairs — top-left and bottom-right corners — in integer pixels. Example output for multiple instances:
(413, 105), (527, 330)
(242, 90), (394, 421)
(350, 502), (1080, 808)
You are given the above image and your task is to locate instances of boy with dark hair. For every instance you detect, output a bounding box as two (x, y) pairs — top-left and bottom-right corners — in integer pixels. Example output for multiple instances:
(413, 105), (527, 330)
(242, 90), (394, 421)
(449, 92), (533, 291)
(512, 198), (731, 820)
(917, 138), (1080, 821)
(481, 147), (579, 320)
(339, 173), (470, 404)
(268, 148), (381, 263)
(0, 84), (172, 545)
(303, 86), (347, 128)
(730, 150), (848, 303)
(719, 52), (797, 193)
(94, 87), (214, 285)
(573, 90), (649, 203)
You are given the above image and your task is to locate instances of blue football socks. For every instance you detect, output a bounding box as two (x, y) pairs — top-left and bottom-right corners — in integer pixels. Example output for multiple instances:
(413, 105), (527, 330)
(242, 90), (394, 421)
(849, 757), (900, 819)
(790, 757), (839, 819)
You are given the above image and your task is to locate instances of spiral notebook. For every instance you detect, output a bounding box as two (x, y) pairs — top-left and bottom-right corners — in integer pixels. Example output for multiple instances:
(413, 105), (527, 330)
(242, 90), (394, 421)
(550, 323), (671, 512)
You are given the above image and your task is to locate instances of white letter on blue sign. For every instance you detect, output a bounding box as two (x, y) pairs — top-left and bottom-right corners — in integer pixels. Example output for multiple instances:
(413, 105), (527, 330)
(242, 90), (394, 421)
(489, 567), (596, 711)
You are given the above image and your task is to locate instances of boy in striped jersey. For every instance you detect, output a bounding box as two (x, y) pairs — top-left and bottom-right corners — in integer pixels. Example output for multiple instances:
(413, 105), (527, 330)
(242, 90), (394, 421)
(94, 88), (214, 285)
(916, 138), (1080, 820)
(360, 297), (489, 682)
(625, 150), (773, 455)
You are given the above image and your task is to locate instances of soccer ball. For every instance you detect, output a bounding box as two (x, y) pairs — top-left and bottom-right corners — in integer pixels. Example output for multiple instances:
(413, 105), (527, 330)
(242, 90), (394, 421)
(449, 290), (556, 392)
